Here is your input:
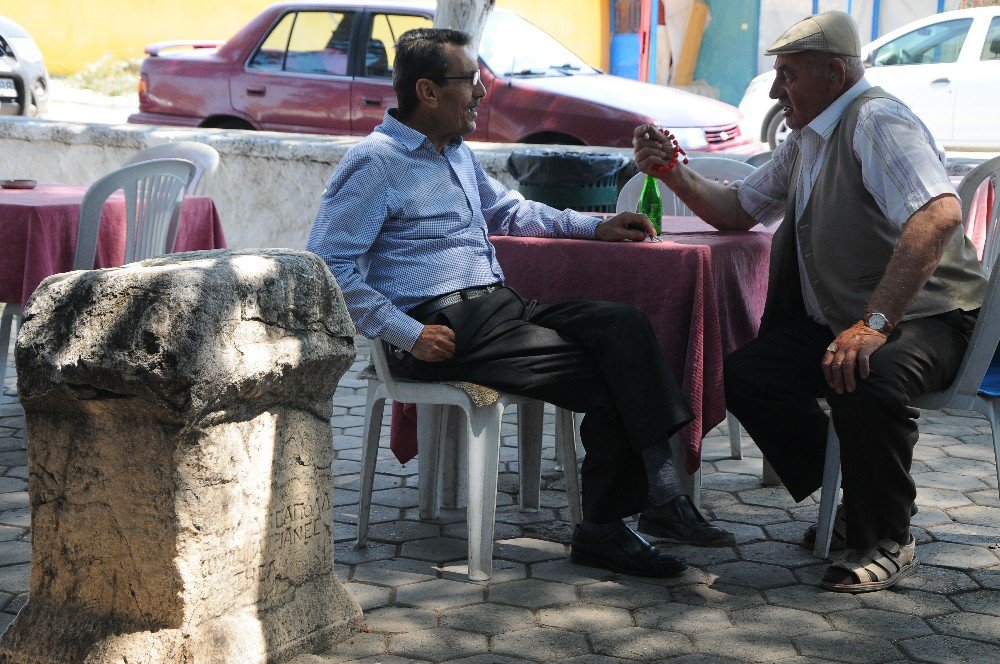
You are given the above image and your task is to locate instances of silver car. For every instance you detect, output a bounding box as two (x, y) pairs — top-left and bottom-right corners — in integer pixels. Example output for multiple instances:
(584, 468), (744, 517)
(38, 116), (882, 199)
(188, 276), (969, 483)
(0, 15), (49, 117)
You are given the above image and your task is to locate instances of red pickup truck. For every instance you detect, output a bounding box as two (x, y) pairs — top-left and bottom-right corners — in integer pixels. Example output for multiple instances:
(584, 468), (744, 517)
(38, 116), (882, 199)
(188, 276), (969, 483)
(129, 1), (761, 154)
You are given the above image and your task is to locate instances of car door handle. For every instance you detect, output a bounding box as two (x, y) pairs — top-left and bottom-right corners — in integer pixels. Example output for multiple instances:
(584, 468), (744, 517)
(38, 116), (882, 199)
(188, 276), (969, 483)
(361, 97), (382, 107)
(930, 77), (950, 84)
(246, 87), (266, 96)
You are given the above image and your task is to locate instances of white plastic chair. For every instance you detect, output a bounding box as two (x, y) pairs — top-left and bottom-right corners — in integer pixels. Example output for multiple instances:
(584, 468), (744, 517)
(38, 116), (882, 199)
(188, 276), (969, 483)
(813, 254), (1000, 559)
(74, 158), (196, 271)
(3, 159), (196, 390)
(617, 158), (773, 478)
(357, 339), (581, 581)
(957, 155), (1000, 275)
(123, 141), (220, 195)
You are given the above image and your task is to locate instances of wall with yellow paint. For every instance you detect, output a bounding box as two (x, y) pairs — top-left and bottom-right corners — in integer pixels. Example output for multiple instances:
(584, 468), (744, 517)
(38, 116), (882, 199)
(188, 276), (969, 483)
(0, 0), (609, 76)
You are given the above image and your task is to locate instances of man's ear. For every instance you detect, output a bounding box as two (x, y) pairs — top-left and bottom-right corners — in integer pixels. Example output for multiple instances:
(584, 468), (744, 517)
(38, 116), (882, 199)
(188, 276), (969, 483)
(828, 58), (848, 89)
(415, 78), (439, 109)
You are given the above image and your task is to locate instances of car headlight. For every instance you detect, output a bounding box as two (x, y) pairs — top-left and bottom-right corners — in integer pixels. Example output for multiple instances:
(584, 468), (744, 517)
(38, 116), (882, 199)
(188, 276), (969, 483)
(667, 127), (708, 150)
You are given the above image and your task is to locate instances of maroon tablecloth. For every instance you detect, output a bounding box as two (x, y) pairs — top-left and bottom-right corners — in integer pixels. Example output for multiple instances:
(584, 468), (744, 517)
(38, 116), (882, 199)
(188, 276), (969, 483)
(0, 182), (227, 305)
(390, 216), (773, 474)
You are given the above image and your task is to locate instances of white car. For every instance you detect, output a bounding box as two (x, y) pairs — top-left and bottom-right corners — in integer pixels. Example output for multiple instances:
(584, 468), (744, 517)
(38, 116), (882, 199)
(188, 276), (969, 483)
(738, 6), (1000, 151)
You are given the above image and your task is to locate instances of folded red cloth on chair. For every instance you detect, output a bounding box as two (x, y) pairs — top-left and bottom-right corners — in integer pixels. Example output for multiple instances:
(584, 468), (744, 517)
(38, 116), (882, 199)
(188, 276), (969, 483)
(390, 401), (418, 463)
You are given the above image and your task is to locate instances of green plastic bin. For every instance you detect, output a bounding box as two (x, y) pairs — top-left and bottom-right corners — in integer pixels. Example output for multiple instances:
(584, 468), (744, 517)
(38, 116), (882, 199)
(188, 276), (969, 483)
(506, 151), (629, 213)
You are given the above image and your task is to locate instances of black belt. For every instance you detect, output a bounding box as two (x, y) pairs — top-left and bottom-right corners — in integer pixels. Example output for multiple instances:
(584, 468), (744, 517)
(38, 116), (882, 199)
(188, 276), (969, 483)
(408, 282), (503, 321)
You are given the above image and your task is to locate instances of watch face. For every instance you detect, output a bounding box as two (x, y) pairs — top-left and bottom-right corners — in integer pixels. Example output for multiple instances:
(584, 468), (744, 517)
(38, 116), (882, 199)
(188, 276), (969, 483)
(867, 313), (889, 332)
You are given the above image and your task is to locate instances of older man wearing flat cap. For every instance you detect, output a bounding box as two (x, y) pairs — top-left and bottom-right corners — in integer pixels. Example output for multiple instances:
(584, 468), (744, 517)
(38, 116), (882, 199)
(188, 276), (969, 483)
(633, 10), (987, 593)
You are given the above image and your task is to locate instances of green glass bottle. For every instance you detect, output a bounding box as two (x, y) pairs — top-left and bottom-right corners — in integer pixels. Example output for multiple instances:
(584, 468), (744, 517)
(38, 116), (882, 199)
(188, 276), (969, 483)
(636, 174), (662, 235)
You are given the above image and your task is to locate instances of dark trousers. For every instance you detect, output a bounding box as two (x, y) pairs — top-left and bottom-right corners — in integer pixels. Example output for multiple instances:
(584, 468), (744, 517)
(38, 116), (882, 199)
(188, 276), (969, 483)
(390, 287), (693, 523)
(723, 309), (976, 549)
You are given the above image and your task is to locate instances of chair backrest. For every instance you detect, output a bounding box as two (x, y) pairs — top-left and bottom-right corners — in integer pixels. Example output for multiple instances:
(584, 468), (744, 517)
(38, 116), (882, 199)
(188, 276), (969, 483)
(123, 141), (220, 195)
(74, 158), (196, 271)
(957, 155), (1000, 276)
(368, 337), (401, 393)
(616, 157), (755, 217)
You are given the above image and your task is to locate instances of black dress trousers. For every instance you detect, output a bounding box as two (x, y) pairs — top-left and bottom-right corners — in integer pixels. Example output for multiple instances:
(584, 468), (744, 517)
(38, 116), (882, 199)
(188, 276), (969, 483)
(390, 287), (694, 523)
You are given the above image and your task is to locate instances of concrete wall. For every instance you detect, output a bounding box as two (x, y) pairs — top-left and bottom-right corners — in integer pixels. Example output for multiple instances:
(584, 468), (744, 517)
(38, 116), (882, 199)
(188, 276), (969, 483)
(0, 117), (631, 251)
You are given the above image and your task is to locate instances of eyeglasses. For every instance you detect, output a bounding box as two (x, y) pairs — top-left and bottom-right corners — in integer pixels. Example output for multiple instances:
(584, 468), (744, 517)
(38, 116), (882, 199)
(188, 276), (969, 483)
(438, 70), (481, 87)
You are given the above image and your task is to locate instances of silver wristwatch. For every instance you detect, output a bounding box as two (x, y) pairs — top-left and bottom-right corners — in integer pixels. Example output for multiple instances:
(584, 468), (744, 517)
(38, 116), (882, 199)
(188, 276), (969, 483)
(863, 312), (893, 334)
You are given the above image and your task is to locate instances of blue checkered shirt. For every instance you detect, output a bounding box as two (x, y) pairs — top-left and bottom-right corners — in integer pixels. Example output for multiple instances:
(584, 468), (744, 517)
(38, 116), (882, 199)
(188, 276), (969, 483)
(307, 110), (601, 351)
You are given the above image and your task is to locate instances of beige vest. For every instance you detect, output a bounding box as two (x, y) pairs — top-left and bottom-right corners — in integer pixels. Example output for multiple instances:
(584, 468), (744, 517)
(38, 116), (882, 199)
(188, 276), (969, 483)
(760, 87), (987, 334)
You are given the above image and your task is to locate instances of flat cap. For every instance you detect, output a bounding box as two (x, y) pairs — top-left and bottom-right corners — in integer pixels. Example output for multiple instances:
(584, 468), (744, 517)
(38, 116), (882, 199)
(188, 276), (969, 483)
(765, 10), (861, 57)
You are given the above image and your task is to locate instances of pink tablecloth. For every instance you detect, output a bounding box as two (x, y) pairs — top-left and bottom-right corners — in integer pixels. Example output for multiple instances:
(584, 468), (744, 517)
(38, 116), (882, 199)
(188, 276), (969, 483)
(391, 217), (772, 474)
(0, 182), (227, 305)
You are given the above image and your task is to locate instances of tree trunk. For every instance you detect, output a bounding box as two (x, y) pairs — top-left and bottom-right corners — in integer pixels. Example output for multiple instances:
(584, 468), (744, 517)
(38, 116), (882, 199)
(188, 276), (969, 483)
(434, 0), (496, 52)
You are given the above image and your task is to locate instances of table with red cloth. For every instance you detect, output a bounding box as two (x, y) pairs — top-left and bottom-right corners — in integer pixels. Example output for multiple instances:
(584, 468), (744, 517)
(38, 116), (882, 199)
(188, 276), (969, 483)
(391, 216), (773, 475)
(0, 182), (227, 306)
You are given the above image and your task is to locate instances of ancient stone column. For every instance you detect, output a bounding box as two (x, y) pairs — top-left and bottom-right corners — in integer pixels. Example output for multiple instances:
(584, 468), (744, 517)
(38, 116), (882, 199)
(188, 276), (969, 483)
(0, 249), (363, 663)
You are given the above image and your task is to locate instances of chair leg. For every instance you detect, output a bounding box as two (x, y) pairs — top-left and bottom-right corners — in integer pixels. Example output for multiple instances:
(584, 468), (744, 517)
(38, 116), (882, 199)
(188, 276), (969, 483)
(556, 408), (582, 527)
(438, 405), (468, 510)
(669, 433), (702, 509)
(761, 458), (782, 487)
(517, 401), (544, 512)
(465, 404), (503, 582)
(726, 411), (743, 460)
(977, 397), (1000, 502)
(0, 304), (20, 390)
(357, 381), (386, 548)
(813, 422), (843, 559)
(417, 404), (445, 520)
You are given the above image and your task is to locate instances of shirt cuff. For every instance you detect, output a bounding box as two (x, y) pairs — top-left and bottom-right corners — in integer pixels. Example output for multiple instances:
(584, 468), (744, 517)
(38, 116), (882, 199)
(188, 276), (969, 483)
(573, 214), (603, 239)
(381, 310), (425, 352)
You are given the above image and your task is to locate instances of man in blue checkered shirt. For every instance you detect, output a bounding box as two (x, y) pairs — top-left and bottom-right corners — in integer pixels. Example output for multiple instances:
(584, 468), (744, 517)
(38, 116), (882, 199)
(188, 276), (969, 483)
(308, 27), (735, 578)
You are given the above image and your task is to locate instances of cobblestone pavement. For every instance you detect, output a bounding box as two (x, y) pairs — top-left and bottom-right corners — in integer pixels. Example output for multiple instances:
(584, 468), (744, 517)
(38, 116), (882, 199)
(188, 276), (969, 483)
(2, 336), (999, 662)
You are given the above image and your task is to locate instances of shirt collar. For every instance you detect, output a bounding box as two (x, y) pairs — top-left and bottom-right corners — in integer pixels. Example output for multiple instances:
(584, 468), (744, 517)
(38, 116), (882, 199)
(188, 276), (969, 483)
(378, 109), (465, 153)
(803, 76), (872, 140)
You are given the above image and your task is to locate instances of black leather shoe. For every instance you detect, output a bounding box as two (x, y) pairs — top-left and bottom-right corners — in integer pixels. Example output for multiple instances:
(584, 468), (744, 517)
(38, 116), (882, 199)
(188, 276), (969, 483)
(637, 495), (736, 547)
(570, 524), (687, 578)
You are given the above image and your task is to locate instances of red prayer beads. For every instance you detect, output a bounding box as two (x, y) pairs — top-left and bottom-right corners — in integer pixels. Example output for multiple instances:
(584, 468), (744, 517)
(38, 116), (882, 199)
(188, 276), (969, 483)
(651, 129), (689, 175)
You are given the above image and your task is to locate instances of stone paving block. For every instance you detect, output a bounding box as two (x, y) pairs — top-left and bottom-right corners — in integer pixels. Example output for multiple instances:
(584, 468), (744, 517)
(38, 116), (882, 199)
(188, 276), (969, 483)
(655, 656), (742, 664)
(529, 559), (614, 585)
(363, 606), (438, 634)
(395, 578), (485, 610)
(643, 544), (738, 569)
(928, 611), (1000, 643)
(367, 519), (441, 544)
(372, 487), (421, 509)
(738, 541), (820, 569)
(966, 489), (1000, 507)
(730, 604), (832, 637)
(388, 626), (488, 661)
(493, 537), (566, 564)
(440, 559), (527, 585)
(763, 520), (815, 546)
(0, 476), (25, 494)
(633, 604), (732, 634)
(928, 521), (1000, 547)
(713, 458), (765, 476)
(792, 631), (903, 663)
(698, 489), (741, 509)
(736, 487), (812, 509)
(670, 582), (767, 611)
(442, 656), (534, 664)
(917, 540), (1000, 569)
(699, 521), (766, 546)
(0, 491), (27, 513)
(488, 578), (577, 609)
(947, 505), (1000, 528)
(827, 607), (932, 640)
(913, 471), (989, 492)
(4, 592), (26, 614)
(762, 583), (861, 614)
(690, 627), (797, 662)
(915, 487), (973, 510)
(895, 564), (979, 594)
(442, 520), (524, 543)
(0, 539), (30, 567)
(0, 561), (30, 594)
(538, 602), (632, 633)
(701, 473), (765, 492)
(900, 634), (1000, 664)
(591, 626), (692, 660)
(345, 581), (394, 611)
(494, 507), (562, 526)
(908, 505), (955, 528)
(952, 589), (1000, 617)
(709, 504), (792, 527)
(0, 508), (31, 528)
(944, 443), (998, 461)
(321, 630), (390, 660)
(853, 586), (957, 618)
(352, 557), (440, 587)
(399, 536), (470, 563)
(492, 626), (590, 660)
(579, 579), (668, 609)
(924, 456), (997, 480)
(440, 602), (534, 636)
(704, 561), (797, 590)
